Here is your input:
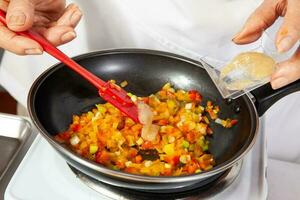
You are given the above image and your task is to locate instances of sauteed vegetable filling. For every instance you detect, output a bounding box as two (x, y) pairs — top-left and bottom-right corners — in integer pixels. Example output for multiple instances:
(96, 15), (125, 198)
(55, 83), (237, 176)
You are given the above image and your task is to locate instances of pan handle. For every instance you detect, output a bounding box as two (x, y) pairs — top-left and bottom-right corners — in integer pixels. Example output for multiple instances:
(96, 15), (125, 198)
(251, 79), (300, 117)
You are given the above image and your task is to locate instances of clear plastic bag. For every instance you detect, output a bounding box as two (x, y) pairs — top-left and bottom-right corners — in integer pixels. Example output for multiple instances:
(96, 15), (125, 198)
(200, 31), (299, 99)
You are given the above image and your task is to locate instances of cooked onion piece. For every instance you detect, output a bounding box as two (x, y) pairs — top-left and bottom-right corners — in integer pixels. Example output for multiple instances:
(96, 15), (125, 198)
(138, 101), (159, 142)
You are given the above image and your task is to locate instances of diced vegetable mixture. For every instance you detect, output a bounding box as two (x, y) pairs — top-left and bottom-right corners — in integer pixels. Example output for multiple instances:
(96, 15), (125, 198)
(55, 83), (237, 176)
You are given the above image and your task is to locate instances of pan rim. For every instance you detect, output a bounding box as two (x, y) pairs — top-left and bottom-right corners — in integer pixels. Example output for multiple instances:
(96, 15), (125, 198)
(27, 48), (259, 183)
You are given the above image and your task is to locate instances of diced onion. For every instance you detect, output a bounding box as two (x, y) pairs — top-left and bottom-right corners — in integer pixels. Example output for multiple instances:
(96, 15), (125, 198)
(168, 136), (175, 143)
(70, 135), (80, 146)
(185, 103), (193, 110)
(120, 80), (128, 87)
(125, 161), (132, 167)
(131, 95), (138, 102)
(138, 102), (153, 125)
(215, 118), (222, 124)
(141, 124), (159, 142)
(144, 160), (153, 167)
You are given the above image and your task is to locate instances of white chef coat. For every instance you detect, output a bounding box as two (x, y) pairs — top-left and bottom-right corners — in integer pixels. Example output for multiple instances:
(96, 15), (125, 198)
(0, 0), (300, 164)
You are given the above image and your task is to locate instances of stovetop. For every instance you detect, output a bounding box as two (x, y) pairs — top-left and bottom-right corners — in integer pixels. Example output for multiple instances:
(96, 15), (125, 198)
(4, 121), (267, 200)
(69, 160), (242, 200)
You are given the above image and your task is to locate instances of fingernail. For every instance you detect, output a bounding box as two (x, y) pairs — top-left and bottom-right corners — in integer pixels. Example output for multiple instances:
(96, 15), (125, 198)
(25, 48), (43, 55)
(8, 11), (26, 26)
(71, 11), (82, 25)
(232, 31), (242, 41)
(277, 36), (293, 53)
(61, 31), (76, 43)
(271, 77), (289, 89)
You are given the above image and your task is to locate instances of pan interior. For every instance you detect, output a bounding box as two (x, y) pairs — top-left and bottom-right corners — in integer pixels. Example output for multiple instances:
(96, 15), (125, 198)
(31, 50), (256, 168)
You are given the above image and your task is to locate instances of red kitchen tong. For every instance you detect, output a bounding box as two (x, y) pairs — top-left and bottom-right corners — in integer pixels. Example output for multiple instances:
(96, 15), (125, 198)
(0, 10), (139, 123)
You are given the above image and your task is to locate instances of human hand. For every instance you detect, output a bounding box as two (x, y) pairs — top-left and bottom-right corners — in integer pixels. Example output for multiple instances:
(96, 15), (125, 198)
(232, 0), (300, 89)
(0, 0), (82, 55)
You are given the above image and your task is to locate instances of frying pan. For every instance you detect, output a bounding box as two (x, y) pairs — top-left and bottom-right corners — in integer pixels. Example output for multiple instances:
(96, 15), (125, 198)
(27, 49), (300, 192)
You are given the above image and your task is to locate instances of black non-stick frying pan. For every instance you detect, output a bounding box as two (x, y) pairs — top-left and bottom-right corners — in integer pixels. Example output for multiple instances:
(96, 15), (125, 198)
(28, 49), (300, 192)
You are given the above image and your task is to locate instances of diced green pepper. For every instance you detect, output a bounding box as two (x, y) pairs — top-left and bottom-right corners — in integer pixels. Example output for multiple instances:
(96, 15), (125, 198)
(96, 105), (107, 114)
(182, 140), (190, 148)
(112, 165), (120, 171)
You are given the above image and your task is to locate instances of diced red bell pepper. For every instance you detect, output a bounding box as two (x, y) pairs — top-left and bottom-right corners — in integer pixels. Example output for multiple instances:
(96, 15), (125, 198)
(207, 127), (213, 135)
(59, 132), (71, 141)
(96, 151), (110, 164)
(186, 132), (196, 143)
(135, 155), (143, 163)
(124, 167), (139, 174)
(129, 148), (138, 158)
(173, 155), (180, 165)
(187, 163), (197, 174)
(230, 119), (238, 126)
(163, 168), (172, 176)
(158, 119), (169, 126)
(188, 90), (202, 102)
(141, 141), (154, 149)
(72, 124), (81, 132)
(116, 161), (125, 169)
(164, 155), (180, 166)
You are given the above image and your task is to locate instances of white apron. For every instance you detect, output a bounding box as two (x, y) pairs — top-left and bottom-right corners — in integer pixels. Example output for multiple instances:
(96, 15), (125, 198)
(0, 0), (300, 163)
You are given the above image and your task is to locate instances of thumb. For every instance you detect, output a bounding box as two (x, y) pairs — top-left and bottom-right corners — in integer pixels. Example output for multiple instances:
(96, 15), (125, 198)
(6, 0), (35, 32)
(232, 0), (279, 44)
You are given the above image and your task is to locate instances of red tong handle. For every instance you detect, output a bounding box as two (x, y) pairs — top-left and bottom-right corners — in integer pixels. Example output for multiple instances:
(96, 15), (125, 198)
(0, 10), (139, 122)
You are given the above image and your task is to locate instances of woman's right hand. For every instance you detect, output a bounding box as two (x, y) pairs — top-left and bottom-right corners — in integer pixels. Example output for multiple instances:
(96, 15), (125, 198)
(0, 0), (82, 55)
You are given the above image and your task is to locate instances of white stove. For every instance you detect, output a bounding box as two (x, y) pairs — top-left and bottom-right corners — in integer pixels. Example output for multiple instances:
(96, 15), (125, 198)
(4, 121), (268, 200)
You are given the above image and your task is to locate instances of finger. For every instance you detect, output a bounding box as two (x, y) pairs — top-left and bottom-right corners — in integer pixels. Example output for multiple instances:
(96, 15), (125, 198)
(0, 22), (43, 55)
(0, 0), (9, 11)
(56, 3), (82, 27)
(6, 0), (35, 31)
(39, 25), (76, 46)
(232, 0), (281, 44)
(276, 0), (300, 53)
(271, 46), (300, 89)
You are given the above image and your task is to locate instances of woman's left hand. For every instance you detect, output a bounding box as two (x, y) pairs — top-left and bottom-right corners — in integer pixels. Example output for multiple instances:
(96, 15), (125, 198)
(233, 0), (300, 89)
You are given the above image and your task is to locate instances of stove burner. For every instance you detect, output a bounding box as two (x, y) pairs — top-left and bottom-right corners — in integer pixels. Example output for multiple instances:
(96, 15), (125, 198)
(69, 161), (242, 200)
